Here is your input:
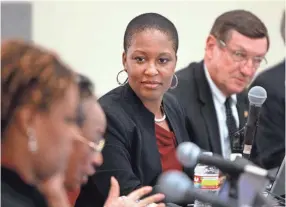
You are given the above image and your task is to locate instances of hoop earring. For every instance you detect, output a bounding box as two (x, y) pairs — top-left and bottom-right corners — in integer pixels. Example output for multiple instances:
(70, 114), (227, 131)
(169, 74), (178, 90)
(27, 127), (38, 153)
(116, 70), (128, 86)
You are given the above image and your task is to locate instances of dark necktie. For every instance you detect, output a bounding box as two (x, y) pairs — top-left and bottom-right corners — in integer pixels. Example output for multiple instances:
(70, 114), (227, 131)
(225, 97), (238, 153)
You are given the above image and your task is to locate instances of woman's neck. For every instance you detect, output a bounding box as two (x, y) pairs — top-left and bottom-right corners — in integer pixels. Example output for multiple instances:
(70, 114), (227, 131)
(2, 133), (36, 185)
(142, 99), (163, 119)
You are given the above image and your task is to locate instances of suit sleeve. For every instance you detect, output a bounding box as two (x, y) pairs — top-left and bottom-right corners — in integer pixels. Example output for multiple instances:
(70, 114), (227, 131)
(92, 109), (142, 198)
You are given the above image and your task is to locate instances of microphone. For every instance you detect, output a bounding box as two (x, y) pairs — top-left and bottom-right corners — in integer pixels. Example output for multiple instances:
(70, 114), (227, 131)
(157, 170), (234, 207)
(243, 86), (267, 158)
(176, 142), (275, 181)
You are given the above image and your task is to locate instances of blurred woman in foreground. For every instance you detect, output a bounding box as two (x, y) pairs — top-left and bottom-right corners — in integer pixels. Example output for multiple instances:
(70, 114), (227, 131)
(1, 40), (79, 207)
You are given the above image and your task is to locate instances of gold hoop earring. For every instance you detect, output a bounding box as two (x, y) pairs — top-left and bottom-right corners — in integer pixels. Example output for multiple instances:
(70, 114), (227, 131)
(169, 74), (178, 90)
(27, 127), (38, 153)
(116, 70), (128, 86)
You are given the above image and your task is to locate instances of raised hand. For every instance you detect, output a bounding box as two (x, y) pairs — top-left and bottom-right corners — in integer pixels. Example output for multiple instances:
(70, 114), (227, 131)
(104, 176), (165, 207)
(37, 173), (71, 207)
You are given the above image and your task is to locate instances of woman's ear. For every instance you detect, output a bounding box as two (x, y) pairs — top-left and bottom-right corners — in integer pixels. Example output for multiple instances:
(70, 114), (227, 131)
(16, 105), (36, 135)
(122, 51), (127, 71)
(175, 54), (178, 64)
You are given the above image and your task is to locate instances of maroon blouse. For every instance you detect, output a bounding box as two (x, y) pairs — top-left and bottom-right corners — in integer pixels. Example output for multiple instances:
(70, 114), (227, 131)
(155, 124), (183, 172)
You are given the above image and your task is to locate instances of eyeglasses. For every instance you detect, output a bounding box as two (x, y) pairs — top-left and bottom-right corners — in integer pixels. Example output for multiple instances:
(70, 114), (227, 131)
(72, 130), (105, 153)
(218, 40), (267, 69)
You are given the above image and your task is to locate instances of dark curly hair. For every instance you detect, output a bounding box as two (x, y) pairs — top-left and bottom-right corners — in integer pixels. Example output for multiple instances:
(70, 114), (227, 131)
(76, 74), (95, 127)
(1, 39), (77, 137)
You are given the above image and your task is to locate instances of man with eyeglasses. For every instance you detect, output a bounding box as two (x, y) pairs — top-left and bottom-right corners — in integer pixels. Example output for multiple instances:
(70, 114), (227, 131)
(169, 10), (269, 160)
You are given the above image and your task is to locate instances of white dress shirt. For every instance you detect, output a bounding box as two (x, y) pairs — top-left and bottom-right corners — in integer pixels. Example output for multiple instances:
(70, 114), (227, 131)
(204, 65), (239, 159)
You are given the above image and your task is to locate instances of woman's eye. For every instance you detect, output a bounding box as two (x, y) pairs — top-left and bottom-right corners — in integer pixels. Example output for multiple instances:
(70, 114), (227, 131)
(158, 58), (169, 64)
(135, 57), (145, 63)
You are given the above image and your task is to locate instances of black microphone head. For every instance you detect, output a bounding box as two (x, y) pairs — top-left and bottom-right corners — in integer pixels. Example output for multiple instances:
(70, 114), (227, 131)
(176, 142), (201, 168)
(157, 170), (193, 202)
(248, 86), (267, 106)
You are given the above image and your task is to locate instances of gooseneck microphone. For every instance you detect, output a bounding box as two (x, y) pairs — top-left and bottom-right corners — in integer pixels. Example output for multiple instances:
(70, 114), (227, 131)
(157, 170), (234, 207)
(243, 86), (267, 158)
(176, 142), (275, 181)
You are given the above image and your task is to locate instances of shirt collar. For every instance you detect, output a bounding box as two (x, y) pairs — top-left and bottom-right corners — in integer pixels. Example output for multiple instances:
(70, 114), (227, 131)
(204, 64), (237, 106)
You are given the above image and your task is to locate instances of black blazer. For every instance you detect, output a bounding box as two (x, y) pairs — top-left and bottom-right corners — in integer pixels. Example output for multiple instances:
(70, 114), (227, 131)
(76, 84), (193, 207)
(169, 61), (248, 155)
(250, 60), (285, 169)
(1, 167), (48, 207)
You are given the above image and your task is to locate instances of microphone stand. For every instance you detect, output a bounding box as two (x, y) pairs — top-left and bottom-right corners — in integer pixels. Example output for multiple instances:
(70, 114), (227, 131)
(218, 156), (275, 206)
(218, 131), (244, 206)
(219, 172), (275, 207)
(237, 172), (275, 207)
(232, 128), (244, 154)
(231, 117), (260, 160)
(242, 108), (262, 160)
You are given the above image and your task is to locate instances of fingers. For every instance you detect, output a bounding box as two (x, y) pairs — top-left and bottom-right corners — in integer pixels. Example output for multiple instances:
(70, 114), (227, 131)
(156, 203), (166, 207)
(127, 186), (152, 200)
(105, 182), (166, 207)
(137, 193), (165, 207)
(109, 177), (120, 199)
(104, 176), (120, 206)
(145, 203), (157, 207)
(104, 199), (125, 207)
